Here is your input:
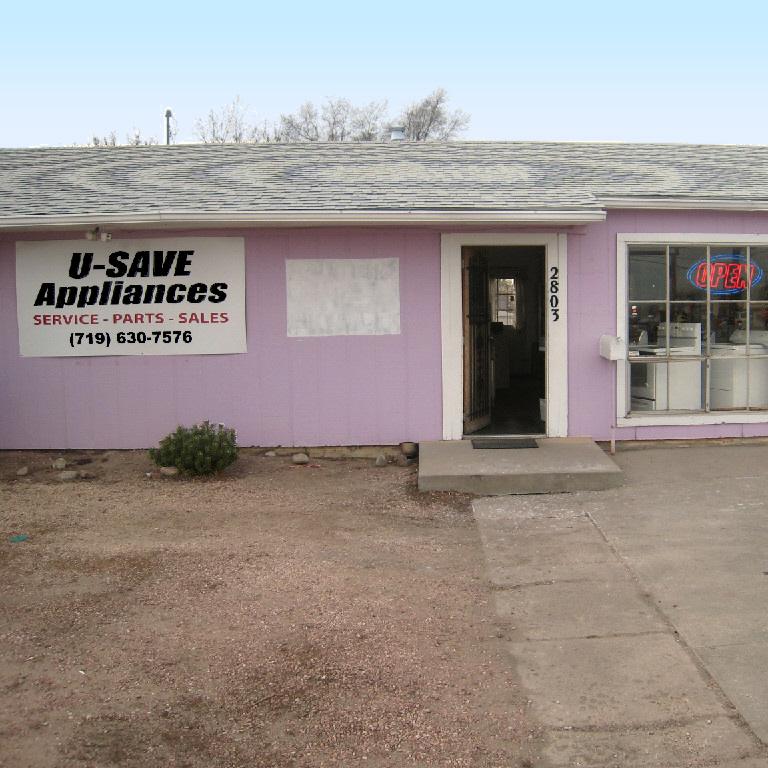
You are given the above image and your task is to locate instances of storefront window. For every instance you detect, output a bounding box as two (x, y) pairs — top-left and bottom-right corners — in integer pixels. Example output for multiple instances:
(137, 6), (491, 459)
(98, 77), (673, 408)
(627, 244), (768, 413)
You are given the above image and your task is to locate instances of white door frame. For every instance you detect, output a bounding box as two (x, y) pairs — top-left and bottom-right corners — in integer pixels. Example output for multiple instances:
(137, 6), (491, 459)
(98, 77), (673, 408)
(440, 233), (568, 439)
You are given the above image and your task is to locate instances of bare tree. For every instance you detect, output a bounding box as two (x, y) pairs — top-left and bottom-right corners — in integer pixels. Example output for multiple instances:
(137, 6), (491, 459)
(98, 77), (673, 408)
(87, 129), (158, 147)
(82, 90), (469, 147)
(125, 128), (158, 146)
(278, 98), (390, 142)
(350, 100), (388, 142)
(276, 92), (468, 143)
(195, 96), (257, 144)
(279, 102), (321, 142)
(321, 98), (353, 142)
(251, 119), (283, 143)
(88, 131), (118, 147)
(398, 88), (469, 141)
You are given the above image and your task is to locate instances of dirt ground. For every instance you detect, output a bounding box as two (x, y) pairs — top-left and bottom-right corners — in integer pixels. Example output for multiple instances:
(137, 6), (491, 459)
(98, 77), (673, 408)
(0, 450), (541, 768)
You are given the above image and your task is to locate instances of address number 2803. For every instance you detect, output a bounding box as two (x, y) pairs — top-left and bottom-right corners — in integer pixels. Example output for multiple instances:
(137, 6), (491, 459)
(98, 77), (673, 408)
(549, 266), (561, 322)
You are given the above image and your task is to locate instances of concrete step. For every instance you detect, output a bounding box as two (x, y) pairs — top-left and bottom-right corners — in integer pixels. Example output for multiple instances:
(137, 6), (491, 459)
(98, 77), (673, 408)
(418, 437), (623, 495)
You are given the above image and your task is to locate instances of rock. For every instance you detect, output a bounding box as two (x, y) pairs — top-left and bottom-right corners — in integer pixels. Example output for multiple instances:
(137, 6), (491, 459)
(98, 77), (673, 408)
(400, 441), (418, 458)
(78, 470), (95, 480)
(58, 470), (79, 481)
(264, 451), (277, 457)
(395, 455), (414, 467)
(159, 466), (179, 476)
(52, 457), (67, 470)
(374, 454), (388, 467)
(292, 453), (310, 465)
(16, 466), (29, 477)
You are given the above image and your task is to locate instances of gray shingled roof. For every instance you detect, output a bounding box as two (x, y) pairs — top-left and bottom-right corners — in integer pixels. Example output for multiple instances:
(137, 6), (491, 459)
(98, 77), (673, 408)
(2, 141), (768, 221)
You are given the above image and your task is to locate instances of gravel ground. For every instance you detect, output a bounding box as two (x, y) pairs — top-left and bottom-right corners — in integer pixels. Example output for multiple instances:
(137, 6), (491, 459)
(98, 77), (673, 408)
(0, 450), (541, 768)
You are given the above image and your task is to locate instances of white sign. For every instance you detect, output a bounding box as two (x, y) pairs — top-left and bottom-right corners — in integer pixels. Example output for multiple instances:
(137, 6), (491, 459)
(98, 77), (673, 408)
(286, 258), (400, 337)
(16, 237), (246, 357)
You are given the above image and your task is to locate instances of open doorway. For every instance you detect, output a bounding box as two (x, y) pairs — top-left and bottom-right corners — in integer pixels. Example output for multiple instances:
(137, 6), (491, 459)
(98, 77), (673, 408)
(462, 246), (546, 436)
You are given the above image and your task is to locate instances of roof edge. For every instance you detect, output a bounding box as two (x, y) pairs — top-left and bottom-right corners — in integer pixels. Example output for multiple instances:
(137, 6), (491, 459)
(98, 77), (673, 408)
(0, 209), (607, 230)
(602, 196), (768, 212)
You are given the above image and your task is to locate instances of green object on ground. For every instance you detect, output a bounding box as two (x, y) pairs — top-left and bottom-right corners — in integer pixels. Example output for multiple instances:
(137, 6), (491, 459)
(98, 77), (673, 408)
(9, 534), (29, 543)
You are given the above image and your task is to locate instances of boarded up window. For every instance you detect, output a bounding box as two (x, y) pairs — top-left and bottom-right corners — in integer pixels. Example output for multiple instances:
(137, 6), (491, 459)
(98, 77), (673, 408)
(286, 258), (401, 337)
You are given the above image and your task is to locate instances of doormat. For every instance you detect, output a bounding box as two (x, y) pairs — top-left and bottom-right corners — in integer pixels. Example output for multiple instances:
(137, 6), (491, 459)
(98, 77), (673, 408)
(471, 438), (539, 450)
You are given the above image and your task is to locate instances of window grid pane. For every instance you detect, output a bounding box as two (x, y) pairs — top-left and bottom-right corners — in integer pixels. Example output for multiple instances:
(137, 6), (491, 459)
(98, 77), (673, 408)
(627, 242), (768, 414)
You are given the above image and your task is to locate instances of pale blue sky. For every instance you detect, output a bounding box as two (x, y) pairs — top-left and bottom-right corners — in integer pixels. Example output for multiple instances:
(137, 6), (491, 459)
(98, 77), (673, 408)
(3, 0), (767, 146)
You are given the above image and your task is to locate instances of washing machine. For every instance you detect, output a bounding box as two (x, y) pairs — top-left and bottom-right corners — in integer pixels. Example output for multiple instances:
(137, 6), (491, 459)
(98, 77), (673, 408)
(630, 323), (703, 411)
(710, 330), (768, 408)
(630, 348), (702, 411)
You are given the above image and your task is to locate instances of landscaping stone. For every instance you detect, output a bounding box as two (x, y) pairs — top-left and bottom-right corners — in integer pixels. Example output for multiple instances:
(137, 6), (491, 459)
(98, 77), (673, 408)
(58, 470), (79, 481)
(16, 466), (29, 477)
(160, 466), (179, 476)
(52, 457), (67, 470)
(264, 451), (277, 457)
(374, 454), (388, 467)
(291, 453), (310, 465)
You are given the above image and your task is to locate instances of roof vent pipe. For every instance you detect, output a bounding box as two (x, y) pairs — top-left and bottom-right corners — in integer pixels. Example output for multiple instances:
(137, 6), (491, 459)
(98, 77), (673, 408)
(164, 108), (173, 146)
(390, 126), (406, 142)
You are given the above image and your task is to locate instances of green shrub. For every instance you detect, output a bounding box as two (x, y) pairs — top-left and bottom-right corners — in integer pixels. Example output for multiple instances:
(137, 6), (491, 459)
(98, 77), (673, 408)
(149, 421), (238, 476)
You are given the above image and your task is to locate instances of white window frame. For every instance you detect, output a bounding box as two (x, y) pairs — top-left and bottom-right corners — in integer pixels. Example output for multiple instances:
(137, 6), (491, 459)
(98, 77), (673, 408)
(441, 233), (568, 439)
(617, 232), (768, 427)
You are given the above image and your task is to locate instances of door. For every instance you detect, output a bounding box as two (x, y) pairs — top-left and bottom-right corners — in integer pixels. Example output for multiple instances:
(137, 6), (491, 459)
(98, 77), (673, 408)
(441, 234), (567, 440)
(462, 248), (491, 433)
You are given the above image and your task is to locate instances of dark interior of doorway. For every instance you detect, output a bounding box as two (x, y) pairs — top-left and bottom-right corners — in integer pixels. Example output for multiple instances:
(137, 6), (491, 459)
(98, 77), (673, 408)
(463, 245), (546, 436)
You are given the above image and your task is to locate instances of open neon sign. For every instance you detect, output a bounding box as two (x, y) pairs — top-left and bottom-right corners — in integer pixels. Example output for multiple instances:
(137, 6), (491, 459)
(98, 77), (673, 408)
(686, 255), (764, 296)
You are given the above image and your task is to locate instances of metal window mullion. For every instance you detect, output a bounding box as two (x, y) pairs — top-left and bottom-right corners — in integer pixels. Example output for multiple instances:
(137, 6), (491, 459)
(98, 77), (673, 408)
(747, 246), (752, 410)
(665, 245), (670, 353)
(654, 249), (672, 411)
(704, 245), (711, 412)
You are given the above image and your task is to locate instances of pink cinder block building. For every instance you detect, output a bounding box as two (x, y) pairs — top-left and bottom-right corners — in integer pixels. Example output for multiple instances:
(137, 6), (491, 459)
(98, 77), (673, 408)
(3, 141), (768, 449)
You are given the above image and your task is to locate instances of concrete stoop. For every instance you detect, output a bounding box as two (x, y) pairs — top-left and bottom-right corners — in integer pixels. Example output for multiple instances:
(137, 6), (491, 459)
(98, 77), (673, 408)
(417, 437), (623, 494)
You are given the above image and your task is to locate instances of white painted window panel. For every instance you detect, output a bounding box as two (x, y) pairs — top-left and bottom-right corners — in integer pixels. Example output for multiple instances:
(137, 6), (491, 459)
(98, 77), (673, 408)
(286, 258), (401, 337)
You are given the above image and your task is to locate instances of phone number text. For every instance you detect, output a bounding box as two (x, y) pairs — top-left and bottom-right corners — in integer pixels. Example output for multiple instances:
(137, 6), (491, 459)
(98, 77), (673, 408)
(69, 331), (193, 348)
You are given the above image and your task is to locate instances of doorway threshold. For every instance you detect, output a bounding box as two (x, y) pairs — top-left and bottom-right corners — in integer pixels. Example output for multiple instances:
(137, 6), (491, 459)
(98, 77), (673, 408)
(462, 433), (546, 440)
(419, 438), (623, 495)
(471, 437), (539, 450)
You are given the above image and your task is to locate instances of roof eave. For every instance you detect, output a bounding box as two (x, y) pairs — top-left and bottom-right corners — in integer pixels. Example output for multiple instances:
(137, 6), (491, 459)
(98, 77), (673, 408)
(602, 196), (768, 212)
(0, 209), (606, 231)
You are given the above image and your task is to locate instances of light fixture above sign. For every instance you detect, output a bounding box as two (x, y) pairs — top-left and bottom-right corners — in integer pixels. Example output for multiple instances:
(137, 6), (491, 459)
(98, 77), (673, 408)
(84, 227), (112, 242)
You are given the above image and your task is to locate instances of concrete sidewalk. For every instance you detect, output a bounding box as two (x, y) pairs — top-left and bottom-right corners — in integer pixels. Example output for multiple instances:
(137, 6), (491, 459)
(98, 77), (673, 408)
(475, 443), (768, 767)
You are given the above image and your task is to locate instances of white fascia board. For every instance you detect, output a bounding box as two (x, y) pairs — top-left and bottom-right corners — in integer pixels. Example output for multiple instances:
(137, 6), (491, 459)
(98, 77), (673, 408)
(619, 232), (768, 245)
(602, 196), (768, 212)
(0, 209), (606, 230)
